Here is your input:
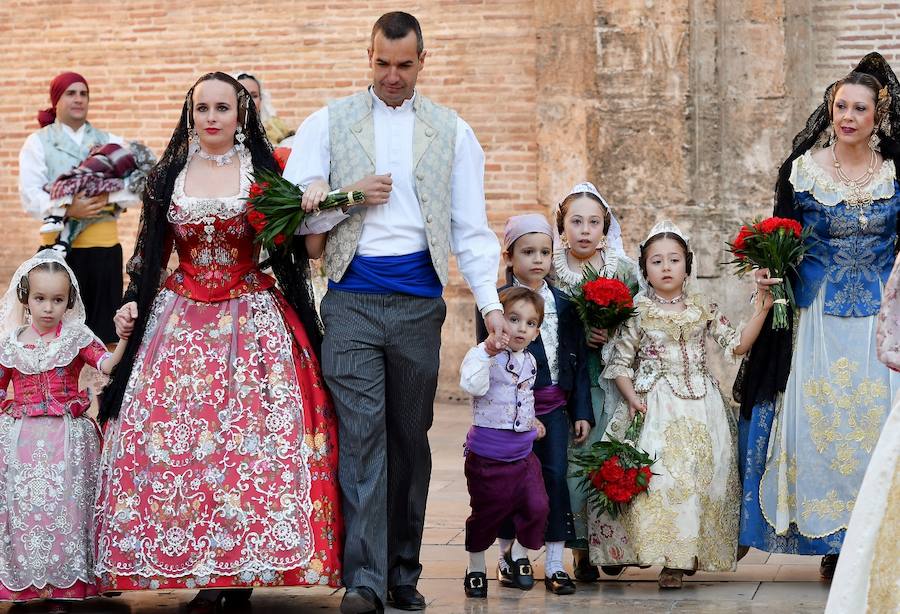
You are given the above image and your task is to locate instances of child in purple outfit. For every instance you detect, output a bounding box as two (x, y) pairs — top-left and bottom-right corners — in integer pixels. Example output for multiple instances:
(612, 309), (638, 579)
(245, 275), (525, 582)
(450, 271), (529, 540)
(460, 287), (549, 599)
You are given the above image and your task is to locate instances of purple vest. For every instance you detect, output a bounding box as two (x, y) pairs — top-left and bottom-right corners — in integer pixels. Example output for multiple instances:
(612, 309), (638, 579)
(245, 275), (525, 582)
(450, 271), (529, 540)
(471, 350), (537, 432)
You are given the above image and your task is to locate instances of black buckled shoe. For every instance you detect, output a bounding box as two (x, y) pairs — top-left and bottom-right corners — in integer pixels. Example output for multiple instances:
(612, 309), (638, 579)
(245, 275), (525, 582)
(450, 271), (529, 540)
(544, 570), (577, 595)
(464, 570), (488, 598)
(498, 551), (534, 590)
(386, 585), (425, 611)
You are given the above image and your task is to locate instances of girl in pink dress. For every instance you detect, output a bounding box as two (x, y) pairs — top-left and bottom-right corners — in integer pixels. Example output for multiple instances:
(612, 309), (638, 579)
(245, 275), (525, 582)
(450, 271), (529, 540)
(0, 251), (127, 609)
(93, 73), (342, 611)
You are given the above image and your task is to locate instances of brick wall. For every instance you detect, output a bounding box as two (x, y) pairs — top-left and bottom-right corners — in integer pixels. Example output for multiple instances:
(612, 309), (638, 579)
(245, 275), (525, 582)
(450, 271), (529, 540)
(0, 0), (537, 398)
(0, 1), (896, 399)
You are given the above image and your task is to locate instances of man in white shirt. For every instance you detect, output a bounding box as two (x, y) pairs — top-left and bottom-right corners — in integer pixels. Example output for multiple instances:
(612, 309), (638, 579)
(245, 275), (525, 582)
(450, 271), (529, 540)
(285, 12), (506, 614)
(19, 72), (140, 343)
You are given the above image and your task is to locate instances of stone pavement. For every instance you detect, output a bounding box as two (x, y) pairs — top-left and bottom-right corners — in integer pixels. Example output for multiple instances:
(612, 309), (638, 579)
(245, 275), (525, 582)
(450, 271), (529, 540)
(0, 403), (832, 614)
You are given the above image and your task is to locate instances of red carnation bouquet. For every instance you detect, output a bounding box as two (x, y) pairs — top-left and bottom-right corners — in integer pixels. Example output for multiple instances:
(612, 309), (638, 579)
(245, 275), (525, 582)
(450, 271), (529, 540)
(569, 263), (638, 334)
(244, 168), (365, 251)
(725, 216), (810, 330)
(570, 414), (655, 518)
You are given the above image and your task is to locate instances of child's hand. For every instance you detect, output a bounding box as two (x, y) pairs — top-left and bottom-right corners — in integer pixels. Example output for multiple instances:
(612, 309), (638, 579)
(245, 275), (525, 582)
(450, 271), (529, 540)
(587, 327), (608, 348)
(483, 335), (504, 357)
(754, 268), (782, 312)
(114, 302), (138, 339)
(627, 396), (647, 419)
(534, 421), (546, 439)
(572, 419), (591, 444)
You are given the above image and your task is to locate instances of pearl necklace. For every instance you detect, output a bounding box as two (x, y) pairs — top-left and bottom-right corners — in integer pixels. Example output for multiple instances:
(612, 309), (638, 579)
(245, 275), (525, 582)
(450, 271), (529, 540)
(831, 143), (876, 225)
(197, 145), (238, 167)
(650, 293), (684, 305)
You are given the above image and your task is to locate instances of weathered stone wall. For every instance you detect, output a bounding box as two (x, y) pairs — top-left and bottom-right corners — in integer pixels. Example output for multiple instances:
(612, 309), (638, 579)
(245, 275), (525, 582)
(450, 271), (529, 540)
(0, 0), (895, 400)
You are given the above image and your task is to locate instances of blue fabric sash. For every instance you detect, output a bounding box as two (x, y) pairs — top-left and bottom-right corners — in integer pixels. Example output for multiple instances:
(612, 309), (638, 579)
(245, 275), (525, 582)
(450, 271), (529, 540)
(328, 250), (443, 297)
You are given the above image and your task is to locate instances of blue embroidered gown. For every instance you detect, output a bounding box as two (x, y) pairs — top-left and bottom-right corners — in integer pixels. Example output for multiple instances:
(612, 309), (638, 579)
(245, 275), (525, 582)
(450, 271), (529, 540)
(739, 151), (900, 553)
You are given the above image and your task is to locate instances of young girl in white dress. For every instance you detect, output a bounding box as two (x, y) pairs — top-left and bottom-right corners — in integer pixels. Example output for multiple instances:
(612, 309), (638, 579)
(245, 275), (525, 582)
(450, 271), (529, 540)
(595, 221), (775, 588)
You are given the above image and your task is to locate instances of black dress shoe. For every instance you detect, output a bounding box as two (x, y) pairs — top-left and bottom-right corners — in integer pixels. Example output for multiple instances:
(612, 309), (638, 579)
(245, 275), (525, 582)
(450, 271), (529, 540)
(387, 584), (426, 611)
(222, 588), (252, 609)
(600, 565), (624, 576)
(340, 586), (384, 614)
(573, 553), (601, 582)
(820, 554), (839, 580)
(544, 570), (577, 595)
(463, 570), (487, 598)
(498, 552), (534, 590)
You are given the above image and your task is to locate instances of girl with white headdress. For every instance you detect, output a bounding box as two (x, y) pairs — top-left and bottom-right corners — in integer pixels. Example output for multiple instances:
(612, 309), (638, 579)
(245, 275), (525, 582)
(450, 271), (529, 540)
(0, 250), (127, 608)
(551, 182), (640, 580)
(591, 221), (776, 588)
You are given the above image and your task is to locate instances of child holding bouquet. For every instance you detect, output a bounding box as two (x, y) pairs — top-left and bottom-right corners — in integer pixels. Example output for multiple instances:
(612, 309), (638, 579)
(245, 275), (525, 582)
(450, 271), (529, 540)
(475, 214), (592, 595)
(551, 182), (640, 580)
(0, 251), (128, 607)
(461, 287), (549, 599)
(594, 220), (777, 588)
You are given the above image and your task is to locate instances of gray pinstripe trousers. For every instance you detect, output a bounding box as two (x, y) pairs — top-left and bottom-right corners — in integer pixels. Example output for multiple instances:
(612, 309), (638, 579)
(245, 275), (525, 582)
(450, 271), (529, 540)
(320, 289), (446, 599)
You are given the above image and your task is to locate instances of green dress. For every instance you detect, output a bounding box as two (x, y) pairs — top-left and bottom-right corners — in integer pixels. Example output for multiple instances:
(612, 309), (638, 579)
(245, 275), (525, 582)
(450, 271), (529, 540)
(553, 247), (641, 549)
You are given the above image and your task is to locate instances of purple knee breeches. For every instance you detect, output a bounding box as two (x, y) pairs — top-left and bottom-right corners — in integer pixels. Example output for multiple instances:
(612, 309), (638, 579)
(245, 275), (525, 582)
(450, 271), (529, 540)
(464, 450), (549, 552)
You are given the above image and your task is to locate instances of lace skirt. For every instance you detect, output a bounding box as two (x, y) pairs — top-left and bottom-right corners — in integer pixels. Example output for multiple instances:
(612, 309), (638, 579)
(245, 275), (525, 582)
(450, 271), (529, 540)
(94, 289), (342, 591)
(589, 378), (740, 571)
(739, 288), (897, 553)
(0, 413), (100, 601)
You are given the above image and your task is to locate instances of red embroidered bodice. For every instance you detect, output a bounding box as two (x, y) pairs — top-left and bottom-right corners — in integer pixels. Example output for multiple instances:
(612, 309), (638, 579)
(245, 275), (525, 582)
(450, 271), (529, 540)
(162, 151), (275, 302)
(0, 334), (108, 418)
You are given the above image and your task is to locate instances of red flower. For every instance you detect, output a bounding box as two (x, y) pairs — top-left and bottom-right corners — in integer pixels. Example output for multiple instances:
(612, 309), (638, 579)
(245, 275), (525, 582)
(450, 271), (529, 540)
(247, 209), (268, 232)
(732, 225), (752, 255)
(754, 216), (802, 238)
(273, 233), (287, 246)
(248, 181), (269, 199)
(583, 278), (634, 308)
(589, 470), (606, 491)
(599, 456), (625, 483)
(605, 482), (633, 504)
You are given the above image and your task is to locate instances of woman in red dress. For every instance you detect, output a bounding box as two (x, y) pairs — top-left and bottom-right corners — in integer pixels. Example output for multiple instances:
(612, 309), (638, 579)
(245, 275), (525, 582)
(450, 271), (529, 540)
(93, 73), (342, 610)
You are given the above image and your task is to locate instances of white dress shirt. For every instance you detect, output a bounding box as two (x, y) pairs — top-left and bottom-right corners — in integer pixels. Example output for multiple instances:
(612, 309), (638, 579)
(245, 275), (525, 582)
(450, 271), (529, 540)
(19, 123), (139, 220)
(459, 343), (528, 397)
(284, 89), (502, 315)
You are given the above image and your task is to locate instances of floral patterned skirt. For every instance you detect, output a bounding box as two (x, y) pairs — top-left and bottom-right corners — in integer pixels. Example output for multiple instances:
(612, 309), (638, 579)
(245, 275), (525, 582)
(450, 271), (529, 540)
(94, 289), (342, 591)
(589, 380), (740, 571)
(0, 414), (101, 601)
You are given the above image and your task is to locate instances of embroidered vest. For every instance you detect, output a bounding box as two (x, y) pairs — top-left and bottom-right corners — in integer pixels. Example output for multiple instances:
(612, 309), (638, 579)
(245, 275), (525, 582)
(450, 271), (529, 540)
(37, 122), (109, 183)
(325, 91), (457, 284)
(471, 350), (538, 432)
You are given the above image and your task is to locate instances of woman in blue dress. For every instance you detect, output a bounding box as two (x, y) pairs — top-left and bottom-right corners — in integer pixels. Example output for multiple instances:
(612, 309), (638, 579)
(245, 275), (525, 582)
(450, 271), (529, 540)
(737, 52), (900, 579)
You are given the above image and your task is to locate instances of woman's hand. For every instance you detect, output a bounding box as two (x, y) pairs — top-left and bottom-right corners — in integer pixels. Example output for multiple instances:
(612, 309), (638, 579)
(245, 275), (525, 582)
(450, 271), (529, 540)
(114, 302), (138, 340)
(627, 395), (647, 419)
(587, 327), (608, 348)
(754, 268), (782, 312)
(572, 419), (591, 444)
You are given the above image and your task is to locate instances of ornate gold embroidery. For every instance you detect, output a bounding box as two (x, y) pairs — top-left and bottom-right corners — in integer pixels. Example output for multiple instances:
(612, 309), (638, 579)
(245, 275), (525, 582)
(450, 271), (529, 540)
(661, 418), (714, 505)
(776, 451), (798, 510)
(831, 442), (860, 476)
(802, 357), (887, 456)
(867, 456), (900, 613)
(801, 489), (851, 522)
